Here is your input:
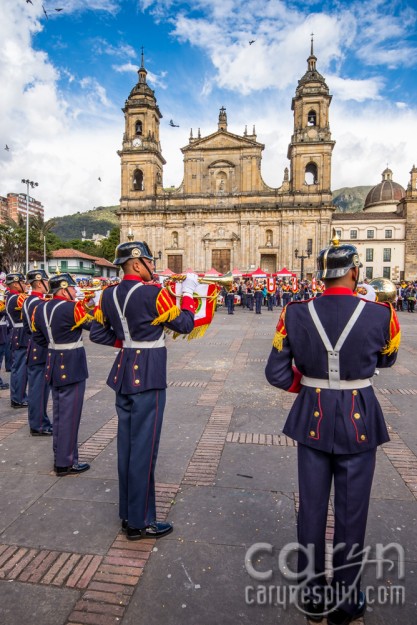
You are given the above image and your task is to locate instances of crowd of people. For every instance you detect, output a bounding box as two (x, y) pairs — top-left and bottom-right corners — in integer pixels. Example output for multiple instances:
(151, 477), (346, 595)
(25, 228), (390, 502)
(219, 277), (417, 313)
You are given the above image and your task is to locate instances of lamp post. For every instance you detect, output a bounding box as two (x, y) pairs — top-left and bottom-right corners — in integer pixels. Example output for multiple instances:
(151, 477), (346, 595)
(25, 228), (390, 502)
(21, 179), (38, 275)
(294, 248), (311, 281)
(154, 250), (162, 268)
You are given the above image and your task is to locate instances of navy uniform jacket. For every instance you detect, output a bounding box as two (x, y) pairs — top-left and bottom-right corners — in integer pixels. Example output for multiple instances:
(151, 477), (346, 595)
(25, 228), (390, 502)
(0, 301), (9, 345)
(22, 293), (48, 366)
(5, 291), (30, 350)
(32, 297), (92, 386)
(265, 286), (400, 454)
(90, 276), (195, 394)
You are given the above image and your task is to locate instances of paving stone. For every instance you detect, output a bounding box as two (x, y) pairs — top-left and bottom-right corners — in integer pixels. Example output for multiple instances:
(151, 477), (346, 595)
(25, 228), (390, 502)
(0, 580), (78, 625)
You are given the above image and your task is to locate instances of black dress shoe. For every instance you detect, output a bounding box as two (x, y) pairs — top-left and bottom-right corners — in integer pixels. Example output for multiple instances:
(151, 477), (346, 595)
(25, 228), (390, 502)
(302, 598), (325, 622)
(327, 592), (366, 625)
(126, 521), (173, 541)
(121, 519), (128, 532)
(0, 383), (10, 390)
(30, 427), (53, 436)
(55, 462), (90, 476)
(11, 400), (28, 408)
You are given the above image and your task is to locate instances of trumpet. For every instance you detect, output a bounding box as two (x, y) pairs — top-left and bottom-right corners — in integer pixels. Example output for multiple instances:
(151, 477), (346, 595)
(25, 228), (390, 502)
(165, 272), (234, 298)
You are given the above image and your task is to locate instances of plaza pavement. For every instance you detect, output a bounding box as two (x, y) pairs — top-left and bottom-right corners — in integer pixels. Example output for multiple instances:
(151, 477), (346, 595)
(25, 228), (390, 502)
(0, 304), (416, 625)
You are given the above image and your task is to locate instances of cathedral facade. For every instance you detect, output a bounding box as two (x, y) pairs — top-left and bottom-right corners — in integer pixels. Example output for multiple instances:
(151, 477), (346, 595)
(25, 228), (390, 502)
(117, 46), (417, 280)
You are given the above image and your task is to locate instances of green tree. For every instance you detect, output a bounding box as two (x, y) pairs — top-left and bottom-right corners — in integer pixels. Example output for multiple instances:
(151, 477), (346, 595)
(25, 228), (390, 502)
(0, 218), (26, 273)
(98, 227), (120, 261)
(29, 215), (57, 255)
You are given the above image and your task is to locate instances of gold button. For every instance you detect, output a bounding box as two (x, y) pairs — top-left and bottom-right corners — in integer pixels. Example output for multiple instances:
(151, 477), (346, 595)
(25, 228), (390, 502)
(354, 413), (360, 420)
(310, 430), (316, 437)
(134, 365), (138, 370)
(135, 379), (140, 384)
(47, 365), (50, 369)
(33, 348), (37, 352)
(61, 374), (66, 379)
(352, 390), (358, 396)
(114, 377), (117, 381)
(360, 434), (366, 441)
(136, 349), (141, 354)
(33, 356), (37, 360)
(117, 364), (120, 368)
(60, 365), (65, 369)
(314, 411), (319, 417)
(60, 353), (63, 356)
(315, 388), (321, 393)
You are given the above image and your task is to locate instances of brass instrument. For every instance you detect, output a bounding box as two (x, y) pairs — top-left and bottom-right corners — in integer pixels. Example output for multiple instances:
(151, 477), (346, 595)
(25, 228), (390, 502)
(369, 277), (397, 303)
(78, 286), (102, 293)
(165, 272), (234, 298)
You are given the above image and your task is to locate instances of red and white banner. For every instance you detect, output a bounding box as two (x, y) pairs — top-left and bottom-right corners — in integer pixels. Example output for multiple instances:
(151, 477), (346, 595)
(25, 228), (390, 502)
(312, 276), (317, 292)
(291, 276), (298, 293)
(267, 277), (276, 294)
(168, 282), (220, 337)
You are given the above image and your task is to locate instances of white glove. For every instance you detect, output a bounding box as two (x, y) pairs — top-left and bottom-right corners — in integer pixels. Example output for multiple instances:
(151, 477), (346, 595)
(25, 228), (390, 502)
(181, 273), (199, 298)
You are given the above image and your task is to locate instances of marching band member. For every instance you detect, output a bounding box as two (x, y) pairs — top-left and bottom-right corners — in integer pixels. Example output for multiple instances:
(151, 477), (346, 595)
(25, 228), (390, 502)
(265, 240), (400, 624)
(31, 273), (93, 475)
(90, 241), (196, 541)
(0, 286), (10, 390)
(23, 269), (53, 436)
(5, 273), (29, 408)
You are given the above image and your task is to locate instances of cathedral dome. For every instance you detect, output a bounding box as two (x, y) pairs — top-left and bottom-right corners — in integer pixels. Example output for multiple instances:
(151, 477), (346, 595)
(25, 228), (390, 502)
(364, 168), (405, 212)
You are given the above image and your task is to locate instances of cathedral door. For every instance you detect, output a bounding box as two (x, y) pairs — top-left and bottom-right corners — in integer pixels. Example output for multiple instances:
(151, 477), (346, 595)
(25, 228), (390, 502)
(212, 249), (230, 274)
(260, 254), (277, 273)
(168, 255), (183, 273)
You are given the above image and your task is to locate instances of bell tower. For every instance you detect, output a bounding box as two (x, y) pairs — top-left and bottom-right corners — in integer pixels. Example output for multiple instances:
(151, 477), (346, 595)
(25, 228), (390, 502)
(287, 36), (335, 196)
(118, 50), (166, 211)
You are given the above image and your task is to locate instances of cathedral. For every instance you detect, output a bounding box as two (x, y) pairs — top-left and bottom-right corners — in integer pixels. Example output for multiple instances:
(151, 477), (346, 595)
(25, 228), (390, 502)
(116, 44), (417, 281)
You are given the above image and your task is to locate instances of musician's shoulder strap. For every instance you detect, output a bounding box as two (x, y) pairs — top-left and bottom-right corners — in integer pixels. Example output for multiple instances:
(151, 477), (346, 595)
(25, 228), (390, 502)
(112, 282), (143, 342)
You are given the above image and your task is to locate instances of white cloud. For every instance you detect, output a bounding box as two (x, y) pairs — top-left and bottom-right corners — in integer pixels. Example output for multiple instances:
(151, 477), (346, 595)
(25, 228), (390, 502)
(0, 0), (121, 218)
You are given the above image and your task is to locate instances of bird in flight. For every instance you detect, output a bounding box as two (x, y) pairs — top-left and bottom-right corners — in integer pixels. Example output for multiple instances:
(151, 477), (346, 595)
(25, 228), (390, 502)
(26, 0), (33, 4)
(5, 145), (10, 151)
(55, 7), (63, 11)
(169, 120), (179, 127)
(98, 177), (102, 182)
(249, 40), (255, 45)
(42, 4), (48, 18)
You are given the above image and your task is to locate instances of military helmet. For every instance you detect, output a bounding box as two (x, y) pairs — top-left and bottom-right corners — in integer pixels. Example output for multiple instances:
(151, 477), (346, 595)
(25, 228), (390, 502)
(26, 269), (49, 284)
(48, 273), (77, 294)
(113, 241), (154, 266)
(5, 272), (26, 286)
(316, 237), (363, 280)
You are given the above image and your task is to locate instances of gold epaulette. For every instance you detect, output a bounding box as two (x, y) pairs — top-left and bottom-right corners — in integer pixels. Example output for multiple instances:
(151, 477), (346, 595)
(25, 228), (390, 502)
(71, 301), (93, 330)
(151, 288), (180, 326)
(272, 307), (288, 351)
(381, 304), (401, 355)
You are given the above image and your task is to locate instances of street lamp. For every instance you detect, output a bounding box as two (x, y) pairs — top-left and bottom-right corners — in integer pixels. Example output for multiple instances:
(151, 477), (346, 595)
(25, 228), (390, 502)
(154, 250), (162, 268)
(21, 179), (39, 275)
(294, 248), (311, 280)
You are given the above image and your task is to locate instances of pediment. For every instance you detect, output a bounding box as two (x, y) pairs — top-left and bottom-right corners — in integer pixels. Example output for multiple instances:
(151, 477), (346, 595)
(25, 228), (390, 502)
(182, 130), (263, 152)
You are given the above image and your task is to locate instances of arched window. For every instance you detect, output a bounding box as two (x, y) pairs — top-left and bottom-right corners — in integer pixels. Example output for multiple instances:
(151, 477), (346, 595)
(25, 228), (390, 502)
(266, 229), (273, 247)
(133, 169), (144, 191)
(135, 120), (143, 136)
(305, 162), (318, 185)
(172, 231), (179, 248)
(307, 110), (317, 126)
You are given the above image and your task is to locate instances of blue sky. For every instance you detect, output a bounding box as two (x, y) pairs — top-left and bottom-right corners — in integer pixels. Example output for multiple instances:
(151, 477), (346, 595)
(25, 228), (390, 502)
(1, 0), (417, 218)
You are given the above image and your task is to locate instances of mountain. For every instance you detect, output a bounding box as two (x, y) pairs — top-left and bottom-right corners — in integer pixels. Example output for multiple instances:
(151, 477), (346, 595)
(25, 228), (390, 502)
(332, 186), (373, 213)
(51, 205), (119, 241)
(50, 187), (372, 241)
